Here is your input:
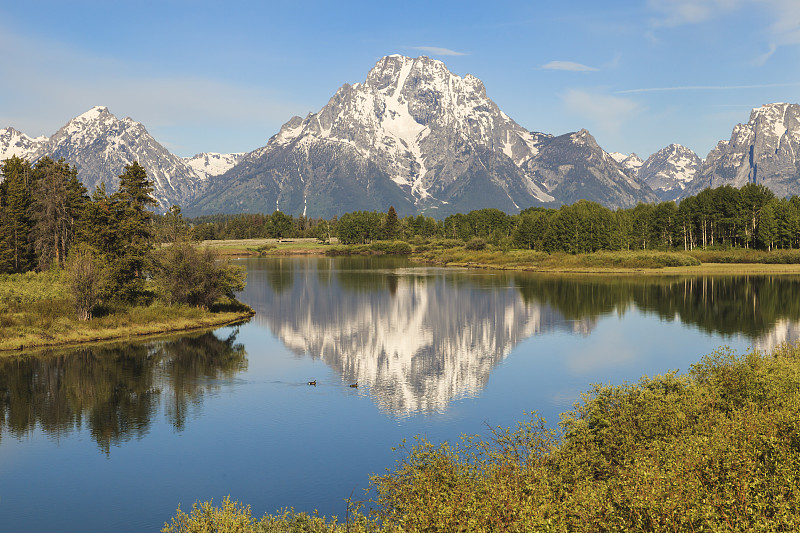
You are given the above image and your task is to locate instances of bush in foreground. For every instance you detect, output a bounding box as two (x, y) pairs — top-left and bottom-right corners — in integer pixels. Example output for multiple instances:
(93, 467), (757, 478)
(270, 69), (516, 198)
(164, 343), (800, 532)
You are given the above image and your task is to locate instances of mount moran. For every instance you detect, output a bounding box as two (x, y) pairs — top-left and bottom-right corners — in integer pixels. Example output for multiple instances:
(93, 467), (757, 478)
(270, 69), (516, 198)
(3, 55), (800, 217)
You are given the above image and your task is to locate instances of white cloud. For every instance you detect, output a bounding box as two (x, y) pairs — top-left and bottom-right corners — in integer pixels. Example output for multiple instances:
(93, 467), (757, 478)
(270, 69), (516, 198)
(562, 90), (642, 135)
(410, 46), (468, 56)
(541, 61), (599, 72)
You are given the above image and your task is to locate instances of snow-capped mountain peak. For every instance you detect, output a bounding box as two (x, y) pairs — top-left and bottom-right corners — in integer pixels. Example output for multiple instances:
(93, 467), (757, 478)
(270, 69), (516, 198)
(689, 102), (800, 198)
(0, 127), (47, 161)
(639, 143), (701, 201)
(184, 152), (244, 181)
(189, 54), (657, 217)
(29, 106), (207, 209)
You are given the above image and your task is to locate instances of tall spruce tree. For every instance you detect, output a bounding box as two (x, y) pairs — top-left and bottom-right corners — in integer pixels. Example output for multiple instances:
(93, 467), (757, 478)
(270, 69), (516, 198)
(107, 162), (157, 303)
(0, 156), (35, 272)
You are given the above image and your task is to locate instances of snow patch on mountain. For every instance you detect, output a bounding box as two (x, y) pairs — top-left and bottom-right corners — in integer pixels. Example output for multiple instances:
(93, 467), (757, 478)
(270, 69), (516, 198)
(0, 127), (47, 161)
(184, 152), (244, 181)
(29, 106), (206, 209)
(639, 144), (701, 201)
(689, 102), (800, 198)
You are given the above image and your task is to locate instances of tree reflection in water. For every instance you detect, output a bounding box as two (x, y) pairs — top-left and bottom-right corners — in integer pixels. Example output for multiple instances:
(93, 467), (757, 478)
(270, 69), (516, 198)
(0, 329), (246, 453)
(516, 274), (800, 338)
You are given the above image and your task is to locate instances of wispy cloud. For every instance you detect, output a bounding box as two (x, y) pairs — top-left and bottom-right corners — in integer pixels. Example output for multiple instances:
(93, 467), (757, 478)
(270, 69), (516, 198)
(647, 0), (800, 63)
(562, 90), (642, 135)
(647, 0), (744, 27)
(618, 81), (800, 94)
(410, 46), (468, 56)
(541, 61), (599, 72)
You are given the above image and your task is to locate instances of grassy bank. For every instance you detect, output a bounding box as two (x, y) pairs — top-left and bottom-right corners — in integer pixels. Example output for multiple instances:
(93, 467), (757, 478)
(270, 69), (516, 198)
(0, 271), (253, 353)
(164, 342), (800, 532)
(199, 238), (335, 256)
(200, 238), (800, 273)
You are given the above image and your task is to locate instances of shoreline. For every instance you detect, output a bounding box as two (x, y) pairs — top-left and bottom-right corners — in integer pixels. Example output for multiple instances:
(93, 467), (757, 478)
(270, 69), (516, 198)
(199, 238), (800, 275)
(411, 258), (800, 275)
(0, 308), (254, 355)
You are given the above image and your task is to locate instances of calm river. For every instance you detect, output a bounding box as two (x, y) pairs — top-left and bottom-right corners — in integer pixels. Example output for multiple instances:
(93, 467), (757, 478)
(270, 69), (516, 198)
(2, 256), (800, 531)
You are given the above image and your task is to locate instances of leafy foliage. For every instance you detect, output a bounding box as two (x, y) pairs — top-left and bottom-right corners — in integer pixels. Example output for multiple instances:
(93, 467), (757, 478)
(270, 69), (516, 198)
(65, 243), (106, 320)
(149, 242), (246, 309)
(163, 343), (800, 532)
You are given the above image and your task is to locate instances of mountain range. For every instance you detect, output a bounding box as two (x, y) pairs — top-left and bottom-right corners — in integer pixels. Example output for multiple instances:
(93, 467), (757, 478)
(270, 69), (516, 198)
(2, 55), (800, 216)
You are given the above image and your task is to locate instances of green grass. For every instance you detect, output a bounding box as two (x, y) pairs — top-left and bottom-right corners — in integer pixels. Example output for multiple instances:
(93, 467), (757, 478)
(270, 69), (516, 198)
(0, 272), (253, 353)
(688, 248), (800, 264)
(199, 238), (335, 256)
(417, 247), (702, 270)
(163, 342), (800, 532)
(325, 240), (412, 255)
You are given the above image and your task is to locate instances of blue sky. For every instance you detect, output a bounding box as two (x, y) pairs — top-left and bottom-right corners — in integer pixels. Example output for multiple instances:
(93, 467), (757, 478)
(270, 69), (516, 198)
(2, 0), (799, 159)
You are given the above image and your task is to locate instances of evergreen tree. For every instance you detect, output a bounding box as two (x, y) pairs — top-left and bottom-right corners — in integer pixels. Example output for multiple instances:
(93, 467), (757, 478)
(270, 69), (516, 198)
(269, 210), (294, 241)
(0, 156), (35, 272)
(0, 209), (14, 273)
(108, 162), (157, 303)
(30, 157), (88, 270)
(384, 206), (400, 240)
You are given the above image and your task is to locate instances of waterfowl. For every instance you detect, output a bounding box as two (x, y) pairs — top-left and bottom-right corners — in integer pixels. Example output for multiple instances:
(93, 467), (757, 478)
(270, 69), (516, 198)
(307, 380), (317, 386)
(349, 382), (358, 388)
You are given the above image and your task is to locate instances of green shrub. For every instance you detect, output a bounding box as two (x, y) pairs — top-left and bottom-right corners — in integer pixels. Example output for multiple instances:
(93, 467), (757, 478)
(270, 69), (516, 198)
(464, 237), (487, 251)
(163, 343), (800, 532)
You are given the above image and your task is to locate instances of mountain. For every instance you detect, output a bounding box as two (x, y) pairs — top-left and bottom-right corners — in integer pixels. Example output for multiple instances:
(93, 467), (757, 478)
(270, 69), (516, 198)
(0, 127), (46, 162)
(188, 55), (657, 217)
(638, 144), (702, 201)
(610, 152), (644, 177)
(688, 103), (800, 197)
(521, 130), (657, 208)
(183, 152), (244, 181)
(27, 106), (207, 209)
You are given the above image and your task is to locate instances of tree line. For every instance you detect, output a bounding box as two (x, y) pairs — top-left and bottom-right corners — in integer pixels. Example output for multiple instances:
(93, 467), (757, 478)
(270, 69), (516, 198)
(182, 183), (800, 252)
(0, 156), (244, 319)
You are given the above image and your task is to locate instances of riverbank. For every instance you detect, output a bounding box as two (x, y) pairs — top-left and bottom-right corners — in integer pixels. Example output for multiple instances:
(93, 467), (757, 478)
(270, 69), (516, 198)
(0, 271), (253, 354)
(0, 301), (253, 353)
(200, 238), (800, 274)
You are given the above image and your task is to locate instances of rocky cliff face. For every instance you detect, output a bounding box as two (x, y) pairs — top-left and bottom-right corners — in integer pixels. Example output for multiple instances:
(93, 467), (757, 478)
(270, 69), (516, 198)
(189, 55), (657, 217)
(522, 130), (658, 208)
(688, 103), (800, 197)
(638, 144), (702, 201)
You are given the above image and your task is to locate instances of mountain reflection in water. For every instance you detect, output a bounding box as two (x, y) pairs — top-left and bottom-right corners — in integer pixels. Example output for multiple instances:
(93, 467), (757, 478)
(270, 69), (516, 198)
(241, 258), (800, 417)
(0, 330), (247, 452)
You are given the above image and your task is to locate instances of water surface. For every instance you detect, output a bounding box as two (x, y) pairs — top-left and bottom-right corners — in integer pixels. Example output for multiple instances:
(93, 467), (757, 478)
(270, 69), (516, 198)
(2, 256), (799, 531)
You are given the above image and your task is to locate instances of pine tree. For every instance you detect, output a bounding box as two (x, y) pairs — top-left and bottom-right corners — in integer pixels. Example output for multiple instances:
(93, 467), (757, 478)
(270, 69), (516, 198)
(0, 156), (35, 272)
(384, 206), (400, 240)
(107, 162), (157, 303)
(30, 157), (88, 270)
